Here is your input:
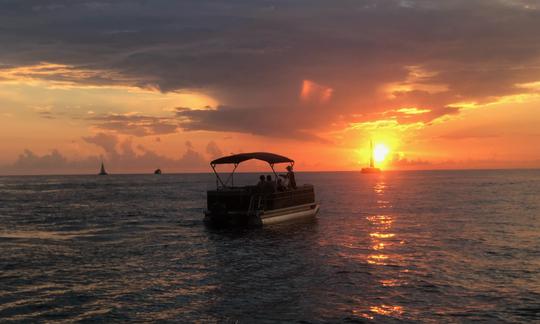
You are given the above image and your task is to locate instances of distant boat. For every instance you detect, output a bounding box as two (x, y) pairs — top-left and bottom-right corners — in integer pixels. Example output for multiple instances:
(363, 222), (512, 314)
(154, 168), (162, 175)
(361, 140), (381, 174)
(99, 162), (108, 175)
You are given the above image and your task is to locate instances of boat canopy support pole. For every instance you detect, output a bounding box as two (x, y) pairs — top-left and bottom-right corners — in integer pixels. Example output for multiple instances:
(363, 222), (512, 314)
(270, 161), (293, 179)
(270, 163), (278, 179)
(211, 164), (226, 188)
(223, 163), (238, 187)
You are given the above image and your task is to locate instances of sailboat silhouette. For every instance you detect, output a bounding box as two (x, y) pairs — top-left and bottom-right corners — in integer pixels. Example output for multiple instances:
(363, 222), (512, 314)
(99, 162), (108, 175)
(361, 140), (381, 174)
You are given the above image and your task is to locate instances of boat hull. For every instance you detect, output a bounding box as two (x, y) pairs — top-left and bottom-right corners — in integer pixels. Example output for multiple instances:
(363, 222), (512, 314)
(260, 203), (319, 225)
(204, 202), (319, 228)
(361, 167), (381, 173)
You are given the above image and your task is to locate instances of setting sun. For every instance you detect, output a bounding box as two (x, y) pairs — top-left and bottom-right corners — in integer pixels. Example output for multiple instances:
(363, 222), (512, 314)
(374, 144), (390, 163)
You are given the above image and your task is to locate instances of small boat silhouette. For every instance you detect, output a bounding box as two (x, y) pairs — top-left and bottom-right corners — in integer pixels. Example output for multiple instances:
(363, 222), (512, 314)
(154, 168), (162, 175)
(99, 162), (108, 175)
(361, 140), (381, 174)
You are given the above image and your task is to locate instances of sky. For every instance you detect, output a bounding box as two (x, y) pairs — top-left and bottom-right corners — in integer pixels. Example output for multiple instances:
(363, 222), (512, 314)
(1, 0), (540, 174)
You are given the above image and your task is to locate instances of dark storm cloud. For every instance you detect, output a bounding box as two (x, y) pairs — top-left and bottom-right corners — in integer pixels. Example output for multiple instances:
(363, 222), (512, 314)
(87, 114), (179, 136)
(175, 106), (332, 142)
(2, 0), (540, 138)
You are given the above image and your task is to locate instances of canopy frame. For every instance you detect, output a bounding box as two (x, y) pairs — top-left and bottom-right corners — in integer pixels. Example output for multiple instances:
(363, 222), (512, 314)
(210, 152), (294, 188)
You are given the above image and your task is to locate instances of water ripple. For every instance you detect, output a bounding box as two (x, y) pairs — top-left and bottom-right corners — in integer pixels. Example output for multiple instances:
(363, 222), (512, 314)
(0, 171), (539, 322)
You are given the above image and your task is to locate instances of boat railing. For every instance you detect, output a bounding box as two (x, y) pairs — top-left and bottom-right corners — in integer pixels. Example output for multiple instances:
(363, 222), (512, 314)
(209, 184), (314, 214)
(248, 186), (314, 213)
(248, 194), (265, 214)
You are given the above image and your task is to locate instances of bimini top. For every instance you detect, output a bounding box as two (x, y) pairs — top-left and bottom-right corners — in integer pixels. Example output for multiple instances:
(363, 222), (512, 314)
(211, 152), (294, 165)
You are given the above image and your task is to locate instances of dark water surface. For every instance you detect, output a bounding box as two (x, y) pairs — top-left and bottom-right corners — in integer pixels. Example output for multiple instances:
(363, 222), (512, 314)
(1, 171), (539, 322)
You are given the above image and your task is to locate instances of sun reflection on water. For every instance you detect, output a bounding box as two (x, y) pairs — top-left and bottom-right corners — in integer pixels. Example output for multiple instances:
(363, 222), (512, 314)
(372, 242), (385, 250)
(355, 304), (404, 320)
(367, 254), (389, 265)
(366, 215), (393, 227)
(373, 182), (386, 194)
(369, 232), (395, 239)
(380, 279), (401, 287)
(371, 304), (404, 316)
(361, 178), (406, 319)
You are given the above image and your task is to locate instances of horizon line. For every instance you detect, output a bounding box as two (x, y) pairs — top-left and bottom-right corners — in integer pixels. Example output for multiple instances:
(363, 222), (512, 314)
(1, 167), (539, 177)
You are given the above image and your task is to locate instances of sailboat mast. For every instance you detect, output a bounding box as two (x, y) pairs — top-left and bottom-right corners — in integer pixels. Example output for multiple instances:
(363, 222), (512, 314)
(369, 140), (374, 168)
(99, 161), (108, 175)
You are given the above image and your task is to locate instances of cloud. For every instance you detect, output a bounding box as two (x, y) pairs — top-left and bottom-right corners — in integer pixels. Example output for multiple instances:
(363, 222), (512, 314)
(206, 140), (223, 159)
(384, 105), (461, 125)
(1, 133), (219, 174)
(5, 149), (99, 174)
(0, 62), (136, 88)
(176, 105), (332, 142)
(2, 0), (540, 139)
(81, 133), (208, 171)
(82, 132), (117, 154)
(300, 80), (333, 104)
(390, 153), (432, 168)
(438, 128), (502, 140)
(30, 104), (58, 119)
(87, 113), (179, 137)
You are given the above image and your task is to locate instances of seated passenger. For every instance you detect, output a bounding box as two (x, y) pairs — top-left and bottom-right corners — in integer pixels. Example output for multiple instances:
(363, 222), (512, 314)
(263, 174), (276, 194)
(266, 175), (276, 190)
(257, 174), (265, 190)
(277, 178), (286, 191)
(279, 174), (289, 190)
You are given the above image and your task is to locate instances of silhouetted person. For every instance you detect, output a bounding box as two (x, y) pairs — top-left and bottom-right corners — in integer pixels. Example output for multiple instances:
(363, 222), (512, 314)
(257, 174), (265, 190)
(286, 165), (297, 189)
(277, 177), (286, 191)
(265, 174), (276, 193)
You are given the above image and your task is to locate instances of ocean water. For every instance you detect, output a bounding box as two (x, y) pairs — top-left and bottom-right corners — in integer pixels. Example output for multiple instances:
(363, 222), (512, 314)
(0, 170), (539, 322)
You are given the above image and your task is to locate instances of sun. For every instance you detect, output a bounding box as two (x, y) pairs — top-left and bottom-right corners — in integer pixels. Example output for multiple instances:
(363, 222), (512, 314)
(373, 144), (390, 163)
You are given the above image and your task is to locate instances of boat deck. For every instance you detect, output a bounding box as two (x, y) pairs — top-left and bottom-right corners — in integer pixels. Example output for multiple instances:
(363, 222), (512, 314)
(207, 185), (315, 213)
(205, 185), (317, 226)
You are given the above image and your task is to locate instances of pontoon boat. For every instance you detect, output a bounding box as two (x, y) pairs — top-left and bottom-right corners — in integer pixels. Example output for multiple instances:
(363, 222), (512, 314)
(204, 152), (319, 227)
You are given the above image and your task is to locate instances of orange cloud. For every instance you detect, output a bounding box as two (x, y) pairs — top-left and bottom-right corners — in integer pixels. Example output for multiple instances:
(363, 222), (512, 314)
(395, 107), (431, 115)
(0, 62), (136, 88)
(383, 65), (448, 99)
(300, 80), (333, 104)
